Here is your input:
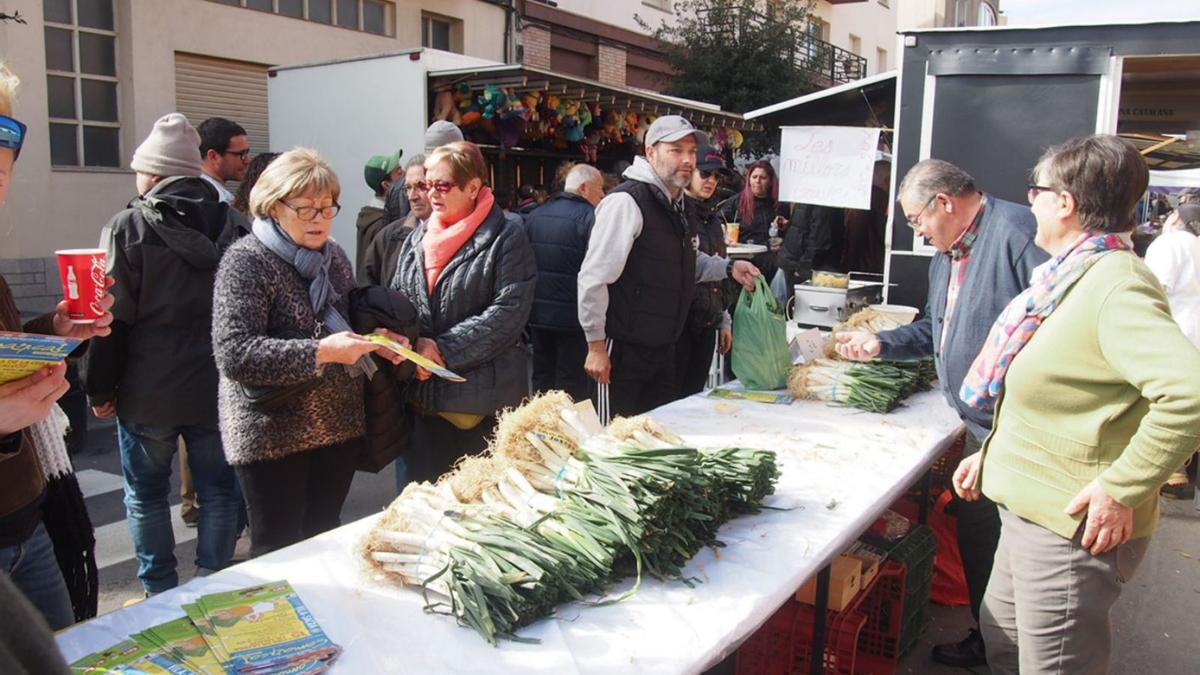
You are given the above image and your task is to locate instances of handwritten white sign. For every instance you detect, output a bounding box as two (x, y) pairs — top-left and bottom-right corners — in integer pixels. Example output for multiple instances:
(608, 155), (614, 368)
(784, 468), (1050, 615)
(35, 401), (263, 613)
(778, 126), (881, 210)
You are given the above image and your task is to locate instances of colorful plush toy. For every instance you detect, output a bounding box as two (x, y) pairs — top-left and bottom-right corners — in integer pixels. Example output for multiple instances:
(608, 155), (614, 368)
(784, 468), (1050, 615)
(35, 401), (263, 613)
(558, 100), (584, 143)
(728, 128), (745, 150)
(478, 84), (508, 119)
(453, 83), (474, 114)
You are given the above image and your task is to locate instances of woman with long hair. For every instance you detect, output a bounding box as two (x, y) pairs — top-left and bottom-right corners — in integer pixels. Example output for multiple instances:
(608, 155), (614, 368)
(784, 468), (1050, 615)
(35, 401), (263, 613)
(716, 160), (785, 279)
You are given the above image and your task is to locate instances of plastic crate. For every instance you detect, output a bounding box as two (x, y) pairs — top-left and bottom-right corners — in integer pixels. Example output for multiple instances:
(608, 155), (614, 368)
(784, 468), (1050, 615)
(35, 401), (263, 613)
(852, 561), (907, 675)
(859, 524), (938, 654)
(736, 570), (881, 675)
(929, 432), (965, 489)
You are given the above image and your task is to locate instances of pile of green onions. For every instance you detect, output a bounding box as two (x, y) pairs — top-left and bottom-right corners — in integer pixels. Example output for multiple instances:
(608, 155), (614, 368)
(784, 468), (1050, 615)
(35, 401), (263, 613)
(789, 358), (936, 413)
(361, 393), (779, 644)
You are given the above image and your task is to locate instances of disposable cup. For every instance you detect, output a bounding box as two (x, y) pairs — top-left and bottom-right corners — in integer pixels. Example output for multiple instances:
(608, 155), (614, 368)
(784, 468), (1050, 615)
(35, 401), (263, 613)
(55, 248), (107, 323)
(725, 222), (740, 244)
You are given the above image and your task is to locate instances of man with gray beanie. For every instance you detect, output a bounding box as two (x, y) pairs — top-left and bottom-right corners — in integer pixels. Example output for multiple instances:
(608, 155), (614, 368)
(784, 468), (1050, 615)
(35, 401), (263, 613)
(84, 113), (242, 595)
(577, 115), (761, 418)
(380, 121), (465, 230)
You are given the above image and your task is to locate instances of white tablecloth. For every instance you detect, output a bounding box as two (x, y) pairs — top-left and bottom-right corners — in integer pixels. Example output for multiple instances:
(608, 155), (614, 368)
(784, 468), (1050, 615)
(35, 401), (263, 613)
(56, 390), (961, 674)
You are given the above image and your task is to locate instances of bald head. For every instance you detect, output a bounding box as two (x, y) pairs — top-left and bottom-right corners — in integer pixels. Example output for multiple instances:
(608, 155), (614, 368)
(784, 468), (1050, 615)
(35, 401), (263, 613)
(565, 163), (604, 207)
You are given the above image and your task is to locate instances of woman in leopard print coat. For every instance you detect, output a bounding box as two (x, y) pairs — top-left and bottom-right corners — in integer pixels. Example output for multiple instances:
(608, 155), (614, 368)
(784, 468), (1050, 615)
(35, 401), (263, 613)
(211, 149), (391, 557)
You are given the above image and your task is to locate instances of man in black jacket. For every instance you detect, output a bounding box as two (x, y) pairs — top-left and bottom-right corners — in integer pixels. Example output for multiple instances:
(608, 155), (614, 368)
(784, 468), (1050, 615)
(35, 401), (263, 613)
(578, 116), (760, 418)
(524, 163), (604, 400)
(84, 114), (241, 595)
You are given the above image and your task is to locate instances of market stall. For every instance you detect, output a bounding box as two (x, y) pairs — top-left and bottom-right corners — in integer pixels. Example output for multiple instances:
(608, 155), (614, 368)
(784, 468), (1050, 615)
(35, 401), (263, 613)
(57, 389), (960, 673)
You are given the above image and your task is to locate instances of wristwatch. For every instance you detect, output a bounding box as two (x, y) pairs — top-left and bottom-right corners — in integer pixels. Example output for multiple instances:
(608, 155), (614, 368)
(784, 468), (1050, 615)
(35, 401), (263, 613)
(726, 259), (736, 278)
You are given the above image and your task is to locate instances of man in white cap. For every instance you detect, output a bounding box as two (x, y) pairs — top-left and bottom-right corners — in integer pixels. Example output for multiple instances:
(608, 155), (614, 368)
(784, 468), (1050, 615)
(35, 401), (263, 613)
(84, 113), (242, 595)
(577, 115), (760, 417)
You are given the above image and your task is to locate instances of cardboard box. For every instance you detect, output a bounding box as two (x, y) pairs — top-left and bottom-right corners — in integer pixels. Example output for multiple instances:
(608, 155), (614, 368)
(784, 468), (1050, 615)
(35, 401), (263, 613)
(846, 541), (883, 588)
(796, 555), (863, 612)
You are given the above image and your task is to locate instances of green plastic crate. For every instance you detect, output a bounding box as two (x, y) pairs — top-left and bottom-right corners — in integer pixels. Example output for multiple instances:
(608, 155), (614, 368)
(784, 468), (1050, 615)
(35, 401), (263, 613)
(859, 524), (938, 654)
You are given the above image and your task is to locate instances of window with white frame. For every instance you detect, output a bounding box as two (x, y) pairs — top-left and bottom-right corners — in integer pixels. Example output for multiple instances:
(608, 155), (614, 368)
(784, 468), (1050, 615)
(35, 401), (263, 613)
(44, 0), (121, 168)
(421, 14), (457, 53)
(211, 0), (392, 36)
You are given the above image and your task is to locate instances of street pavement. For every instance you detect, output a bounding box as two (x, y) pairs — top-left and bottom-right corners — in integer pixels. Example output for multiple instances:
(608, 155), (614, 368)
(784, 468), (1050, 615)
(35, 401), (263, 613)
(74, 414), (1198, 672)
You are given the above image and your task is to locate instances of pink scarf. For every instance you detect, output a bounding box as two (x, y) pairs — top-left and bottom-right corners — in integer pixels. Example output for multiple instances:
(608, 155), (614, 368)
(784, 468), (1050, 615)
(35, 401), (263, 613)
(423, 187), (495, 292)
(959, 231), (1131, 411)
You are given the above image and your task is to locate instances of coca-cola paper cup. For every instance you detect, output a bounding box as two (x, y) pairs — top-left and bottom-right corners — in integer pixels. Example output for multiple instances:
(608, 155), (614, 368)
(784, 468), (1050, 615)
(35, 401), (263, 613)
(55, 248), (108, 324)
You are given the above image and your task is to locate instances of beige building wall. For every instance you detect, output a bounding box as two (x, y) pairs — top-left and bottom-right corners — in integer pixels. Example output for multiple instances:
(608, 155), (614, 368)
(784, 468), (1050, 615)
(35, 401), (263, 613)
(811, 0), (900, 76)
(898, 0), (1002, 30)
(0, 0), (505, 309)
(549, 0), (676, 34)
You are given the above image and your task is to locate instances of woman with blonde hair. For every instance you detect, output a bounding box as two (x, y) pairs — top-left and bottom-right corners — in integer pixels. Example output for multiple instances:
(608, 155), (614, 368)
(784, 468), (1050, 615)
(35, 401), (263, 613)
(389, 141), (535, 482)
(212, 147), (403, 556)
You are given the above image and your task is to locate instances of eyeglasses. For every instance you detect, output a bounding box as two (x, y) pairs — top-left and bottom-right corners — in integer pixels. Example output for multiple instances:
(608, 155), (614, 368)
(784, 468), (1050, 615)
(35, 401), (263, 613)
(1027, 184), (1058, 204)
(698, 169), (719, 180)
(414, 180), (458, 194)
(0, 114), (27, 160)
(281, 201), (341, 221)
(905, 194), (939, 230)
(223, 148), (251, 160)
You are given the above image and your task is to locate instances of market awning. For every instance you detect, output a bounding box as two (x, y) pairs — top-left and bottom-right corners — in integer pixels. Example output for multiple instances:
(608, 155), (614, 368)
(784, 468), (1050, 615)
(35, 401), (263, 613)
(1122, 132), (1200, 170)
(744, 71), (896, 129)
(427, 64), (761, 132)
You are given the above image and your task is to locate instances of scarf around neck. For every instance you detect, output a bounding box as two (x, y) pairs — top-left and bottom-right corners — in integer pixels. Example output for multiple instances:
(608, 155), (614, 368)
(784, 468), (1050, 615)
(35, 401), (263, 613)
(252, 216), (375, 378)
(423, 187), (495, 293)
(959, 230), (1131, 410)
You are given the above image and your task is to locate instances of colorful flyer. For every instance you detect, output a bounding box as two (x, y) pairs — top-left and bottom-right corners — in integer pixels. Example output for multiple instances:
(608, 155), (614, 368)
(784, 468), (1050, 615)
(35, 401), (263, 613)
(0, 331), (81, 384)
(364, 333), (466, 382)
(707, 387), (796, 405)
(69, 638), (189, 674)
(133, 616), (226, 675)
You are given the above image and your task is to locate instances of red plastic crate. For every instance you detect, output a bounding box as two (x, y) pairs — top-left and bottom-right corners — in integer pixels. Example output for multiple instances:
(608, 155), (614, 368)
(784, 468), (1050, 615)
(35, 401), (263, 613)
(852, 561), (907, 675)
(790, 603), (868, 674)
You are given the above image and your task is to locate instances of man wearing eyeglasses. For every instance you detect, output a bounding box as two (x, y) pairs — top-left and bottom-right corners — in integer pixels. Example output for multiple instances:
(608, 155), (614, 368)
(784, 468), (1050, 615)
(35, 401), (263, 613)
(835, 158), (1047, 668)
(197, 117), (251, 204)
(84, 113), (243, 596)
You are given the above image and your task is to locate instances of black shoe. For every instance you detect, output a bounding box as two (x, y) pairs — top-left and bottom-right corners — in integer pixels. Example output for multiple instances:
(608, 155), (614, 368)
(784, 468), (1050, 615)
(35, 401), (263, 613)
(931, 628), (987, 668)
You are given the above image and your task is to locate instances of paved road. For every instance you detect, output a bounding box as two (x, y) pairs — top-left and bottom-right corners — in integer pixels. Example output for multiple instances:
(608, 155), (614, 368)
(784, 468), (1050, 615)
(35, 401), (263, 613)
(76, 414), (1198, 672)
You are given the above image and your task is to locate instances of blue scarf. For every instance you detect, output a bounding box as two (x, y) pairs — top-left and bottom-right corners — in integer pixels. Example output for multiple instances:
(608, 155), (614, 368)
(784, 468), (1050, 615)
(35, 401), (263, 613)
(252, 217), (375, 378)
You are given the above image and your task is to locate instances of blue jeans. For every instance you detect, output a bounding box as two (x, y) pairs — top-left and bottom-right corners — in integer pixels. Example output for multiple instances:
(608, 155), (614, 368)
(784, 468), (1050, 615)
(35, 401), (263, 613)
(0, 522), (76, 630)
(117, 421), (240, 593)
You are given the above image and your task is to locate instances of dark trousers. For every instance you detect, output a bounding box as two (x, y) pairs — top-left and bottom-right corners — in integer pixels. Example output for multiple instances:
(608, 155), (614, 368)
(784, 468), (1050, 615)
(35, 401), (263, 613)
(950, 433), (1002, 623)
(407, 414), (496, 484)
(530, 327), (590, 401)
(235, 439), (359, 558)
(593, 340), (678, 418)
(675, 327), (718, 398)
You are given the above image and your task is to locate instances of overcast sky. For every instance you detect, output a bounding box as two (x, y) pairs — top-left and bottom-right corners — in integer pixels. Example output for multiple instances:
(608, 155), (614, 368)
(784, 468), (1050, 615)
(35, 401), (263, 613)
(1001, 0), (1200, 26)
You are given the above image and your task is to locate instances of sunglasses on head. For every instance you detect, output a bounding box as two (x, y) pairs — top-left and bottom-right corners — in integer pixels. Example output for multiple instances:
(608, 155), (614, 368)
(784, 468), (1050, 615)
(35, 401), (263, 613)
(0, 115), (27, 160)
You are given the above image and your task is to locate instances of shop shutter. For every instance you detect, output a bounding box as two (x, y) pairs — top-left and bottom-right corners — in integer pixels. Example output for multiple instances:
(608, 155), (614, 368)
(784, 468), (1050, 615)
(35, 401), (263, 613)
(174, 52), (270, 156)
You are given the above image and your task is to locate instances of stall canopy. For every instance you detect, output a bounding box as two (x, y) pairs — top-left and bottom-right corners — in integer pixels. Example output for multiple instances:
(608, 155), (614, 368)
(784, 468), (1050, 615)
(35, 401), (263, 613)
(1122, 132), (1200, 170)
(744, 71), (896, 129)
(427, 64), (762, 132)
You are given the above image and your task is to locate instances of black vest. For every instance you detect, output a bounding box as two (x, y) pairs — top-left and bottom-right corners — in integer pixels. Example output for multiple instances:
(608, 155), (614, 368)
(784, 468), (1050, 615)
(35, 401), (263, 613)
(606, 180), (697, 347)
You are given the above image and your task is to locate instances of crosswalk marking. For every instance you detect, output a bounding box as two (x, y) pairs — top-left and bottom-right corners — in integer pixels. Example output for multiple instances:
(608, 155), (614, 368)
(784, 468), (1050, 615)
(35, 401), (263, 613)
(76, 468), (126, 499)
(93, 503), (197, 571)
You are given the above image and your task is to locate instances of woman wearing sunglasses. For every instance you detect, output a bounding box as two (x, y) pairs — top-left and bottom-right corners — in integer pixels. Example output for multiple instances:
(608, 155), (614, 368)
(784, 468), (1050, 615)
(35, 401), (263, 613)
(389, 141), (536, 482)
(211, 148), (404, 557)
(675, 144), (734, 397)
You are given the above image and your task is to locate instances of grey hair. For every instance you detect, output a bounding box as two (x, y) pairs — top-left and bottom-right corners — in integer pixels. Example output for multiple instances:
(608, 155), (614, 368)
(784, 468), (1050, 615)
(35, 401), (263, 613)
(404, 153), (427, 171)
(565, 163), (603, 193)
(897, 159), (977, 205)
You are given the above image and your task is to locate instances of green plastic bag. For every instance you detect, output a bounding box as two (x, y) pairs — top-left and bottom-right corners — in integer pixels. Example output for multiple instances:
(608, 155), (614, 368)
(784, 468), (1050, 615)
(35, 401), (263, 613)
(731, 275), (793, 391)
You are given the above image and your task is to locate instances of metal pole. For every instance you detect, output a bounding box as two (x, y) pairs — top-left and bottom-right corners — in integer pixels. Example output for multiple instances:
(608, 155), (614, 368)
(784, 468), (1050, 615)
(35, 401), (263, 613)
(810, 564), (832, 674)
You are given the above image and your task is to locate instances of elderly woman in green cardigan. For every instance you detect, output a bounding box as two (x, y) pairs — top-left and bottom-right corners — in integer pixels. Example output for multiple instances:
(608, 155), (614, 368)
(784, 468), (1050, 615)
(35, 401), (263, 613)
(952, 134), (1200, 675)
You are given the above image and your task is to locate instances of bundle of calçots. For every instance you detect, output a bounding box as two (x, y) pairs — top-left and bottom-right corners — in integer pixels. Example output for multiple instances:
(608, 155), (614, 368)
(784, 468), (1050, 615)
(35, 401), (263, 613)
(360, 392), (779, 645)
(788, 358), (936, 413)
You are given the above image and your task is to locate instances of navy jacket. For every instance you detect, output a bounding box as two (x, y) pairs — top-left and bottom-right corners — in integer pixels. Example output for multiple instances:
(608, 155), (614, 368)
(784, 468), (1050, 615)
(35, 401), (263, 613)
(522, 192), (595, 331)
(878, 195), (1048, 441)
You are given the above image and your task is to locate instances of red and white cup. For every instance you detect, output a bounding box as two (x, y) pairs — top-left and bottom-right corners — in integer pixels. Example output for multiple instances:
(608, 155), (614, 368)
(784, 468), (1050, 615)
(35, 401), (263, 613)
(55, 248), (108, 323)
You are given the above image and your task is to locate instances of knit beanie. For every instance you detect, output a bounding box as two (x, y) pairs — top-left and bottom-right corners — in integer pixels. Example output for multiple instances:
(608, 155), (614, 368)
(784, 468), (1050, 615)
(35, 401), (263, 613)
(424, 120), (464, 153)
(131, 113), (203, 177)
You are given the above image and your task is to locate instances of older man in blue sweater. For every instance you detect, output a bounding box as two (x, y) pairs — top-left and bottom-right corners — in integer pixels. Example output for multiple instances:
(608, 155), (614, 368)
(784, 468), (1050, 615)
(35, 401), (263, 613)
(837, 159), (1048, 668)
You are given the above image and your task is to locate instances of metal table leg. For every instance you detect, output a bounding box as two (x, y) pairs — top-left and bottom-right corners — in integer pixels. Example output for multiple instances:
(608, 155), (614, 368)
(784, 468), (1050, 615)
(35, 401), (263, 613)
(810, 564), (832, 674)
(917, 469), (933, 525)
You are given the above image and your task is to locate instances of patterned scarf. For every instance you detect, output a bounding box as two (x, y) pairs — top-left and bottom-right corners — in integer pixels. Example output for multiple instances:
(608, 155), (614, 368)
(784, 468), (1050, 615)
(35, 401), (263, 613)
(959, 230), (1132, 410)
(252, 217), (375, 378)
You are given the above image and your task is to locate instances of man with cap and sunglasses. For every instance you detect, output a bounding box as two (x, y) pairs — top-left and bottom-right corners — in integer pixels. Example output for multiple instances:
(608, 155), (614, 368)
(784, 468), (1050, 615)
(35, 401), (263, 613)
(577, 116), (760, 418)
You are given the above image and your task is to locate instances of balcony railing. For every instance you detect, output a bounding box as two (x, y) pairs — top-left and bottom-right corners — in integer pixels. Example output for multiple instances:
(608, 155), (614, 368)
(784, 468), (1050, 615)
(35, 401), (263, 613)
(696, 7), (868, 89)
